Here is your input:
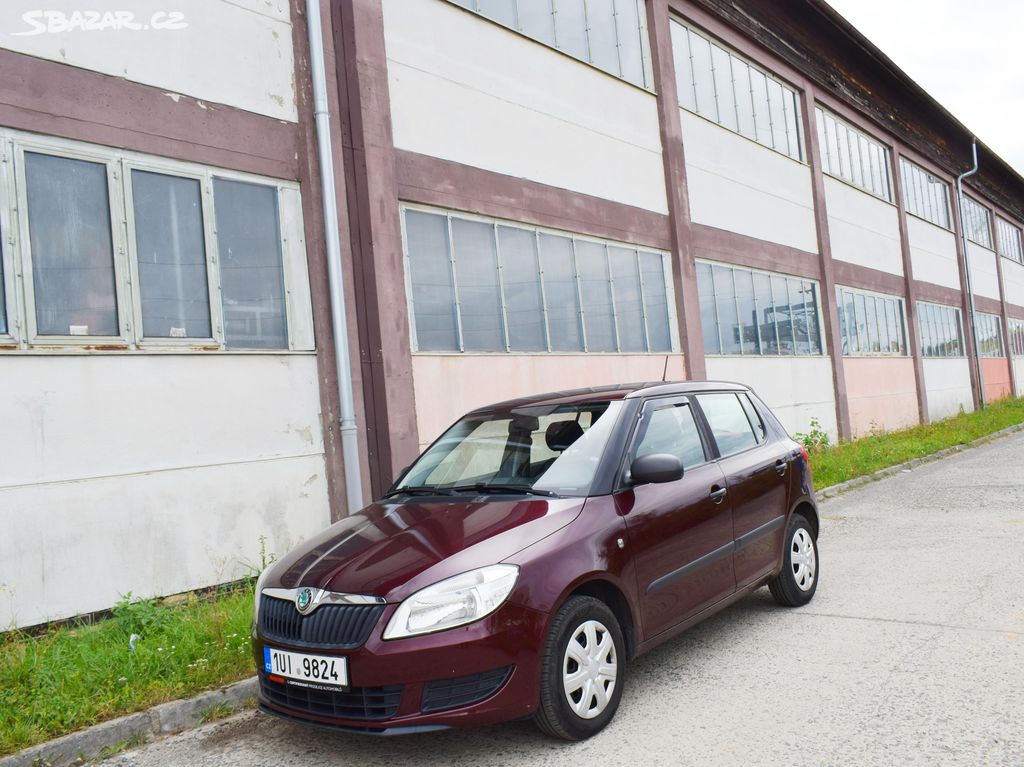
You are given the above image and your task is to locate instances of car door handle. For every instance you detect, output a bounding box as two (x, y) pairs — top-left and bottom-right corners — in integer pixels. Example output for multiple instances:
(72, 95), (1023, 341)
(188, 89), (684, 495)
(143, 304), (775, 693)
(709, 487), (727, 504)
(775, 460), (788, 476)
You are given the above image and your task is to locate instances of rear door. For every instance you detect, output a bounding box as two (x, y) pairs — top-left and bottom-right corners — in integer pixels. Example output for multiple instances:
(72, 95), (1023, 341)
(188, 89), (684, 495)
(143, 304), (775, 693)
(693, 391), (790, 587)
(619, 396), (736, 638)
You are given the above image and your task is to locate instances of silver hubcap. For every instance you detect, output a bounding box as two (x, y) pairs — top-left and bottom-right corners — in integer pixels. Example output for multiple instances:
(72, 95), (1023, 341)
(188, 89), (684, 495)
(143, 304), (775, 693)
(562, 619), (617, 720)
(790, 528), (816, 591)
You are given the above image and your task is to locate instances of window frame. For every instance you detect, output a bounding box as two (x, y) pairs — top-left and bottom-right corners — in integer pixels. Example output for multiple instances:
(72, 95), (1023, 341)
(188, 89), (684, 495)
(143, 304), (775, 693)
(996, 216), (1024, 265)
(400, 203), (680, 356)
(1009, 318), (1024, 357)
(691, 391), (762, 460)
(670, 17), (805, 163)
(122, 159), (224, 348)
(14, 139), (134, 348)
(974, 311), (1005, 358)
(916, 301), (964, 359)
(834, 285), (908, 357)
(696, 259), (825, 357)
(961, 196), (993, 250)
(900, 158), (952, 231)
(814, 105), (893, 203)
(0, 128), (313, 354)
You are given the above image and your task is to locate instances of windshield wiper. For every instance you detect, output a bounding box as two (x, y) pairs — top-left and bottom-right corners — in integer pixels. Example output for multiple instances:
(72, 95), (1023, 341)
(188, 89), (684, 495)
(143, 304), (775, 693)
(381, 486), (457, 499)
(451, 483), (559, 498)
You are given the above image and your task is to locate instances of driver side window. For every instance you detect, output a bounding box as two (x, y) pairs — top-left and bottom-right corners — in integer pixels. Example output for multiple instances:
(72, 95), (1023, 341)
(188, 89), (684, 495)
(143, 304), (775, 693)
(634, 401), (706, 469)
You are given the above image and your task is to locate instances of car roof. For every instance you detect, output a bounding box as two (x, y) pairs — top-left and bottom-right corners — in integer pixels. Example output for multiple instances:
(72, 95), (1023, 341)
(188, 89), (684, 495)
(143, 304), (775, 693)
(466, 380), (750, 414)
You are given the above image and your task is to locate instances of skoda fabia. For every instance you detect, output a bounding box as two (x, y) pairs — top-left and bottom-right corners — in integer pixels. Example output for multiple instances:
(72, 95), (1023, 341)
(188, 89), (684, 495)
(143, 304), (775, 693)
(253, 381), (820, 740)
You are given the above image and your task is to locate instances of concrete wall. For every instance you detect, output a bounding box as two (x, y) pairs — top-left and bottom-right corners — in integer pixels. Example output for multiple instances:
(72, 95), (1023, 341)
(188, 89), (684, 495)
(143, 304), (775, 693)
(703, 356), (837, 441)
(382, 0), (667, 214)
(981, 357), (1013, 402)
(843, 357), (919, 436)
(922, 358), (974, 422)
(0, 0), (296, 121)
(410, 354), (686, 449)
(0, 354), (330, 628)
(966, 243), (1000, 301)
(824, 177), (903, 275)
(907, 217), (960, 291)
(1002, 258), (1024, 309)
(682, 112), (817, 253)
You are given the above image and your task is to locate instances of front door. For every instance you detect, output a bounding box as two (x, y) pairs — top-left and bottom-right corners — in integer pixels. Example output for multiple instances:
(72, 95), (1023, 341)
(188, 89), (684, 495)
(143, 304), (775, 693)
(619, 396), (737, 638)
(694, 392), (790, 587)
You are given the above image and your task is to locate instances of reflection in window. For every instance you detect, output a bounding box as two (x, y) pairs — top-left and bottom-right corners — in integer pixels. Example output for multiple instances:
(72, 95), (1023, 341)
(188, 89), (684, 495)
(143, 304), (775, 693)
(996, 218), (1024, 264)
(634, 402), (706, 469)
(961, 197), (993, 249)
(696, 392), (758, 457)
(900, 159), (951, 230)
(403, 208), (675, 354)
(0, 223), (6, 336)
(213, 179), (288, 349)
(835, 286), (906, 356)
(25, 152), (119, 337)
(917, 302), (963, 358)
(671, 20), (803, 160)
(131, 170), (211, 339)
(1009, 319), (1024, 357)
(696, 261), (822, 356)
(450, 0), (651, 89)
(815, 106), (892, 201)
(974, 312), (1004, 357)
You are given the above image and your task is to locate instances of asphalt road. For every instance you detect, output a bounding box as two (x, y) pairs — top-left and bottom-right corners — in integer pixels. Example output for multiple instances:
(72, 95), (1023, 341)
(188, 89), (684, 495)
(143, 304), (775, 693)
(111, 432), (1024, 767)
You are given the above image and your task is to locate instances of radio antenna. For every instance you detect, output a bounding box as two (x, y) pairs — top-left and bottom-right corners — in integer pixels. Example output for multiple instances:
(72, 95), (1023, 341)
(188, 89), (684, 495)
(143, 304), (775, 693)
(661, 355), (669, 382)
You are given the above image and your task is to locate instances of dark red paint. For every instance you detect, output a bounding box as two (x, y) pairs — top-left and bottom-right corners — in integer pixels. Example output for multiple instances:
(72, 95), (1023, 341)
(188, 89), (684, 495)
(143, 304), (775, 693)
(253, 382), (819, 734)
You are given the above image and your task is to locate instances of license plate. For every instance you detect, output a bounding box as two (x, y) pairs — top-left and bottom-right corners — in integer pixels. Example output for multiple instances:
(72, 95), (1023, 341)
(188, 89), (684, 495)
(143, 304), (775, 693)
(264, 646), (348, 688)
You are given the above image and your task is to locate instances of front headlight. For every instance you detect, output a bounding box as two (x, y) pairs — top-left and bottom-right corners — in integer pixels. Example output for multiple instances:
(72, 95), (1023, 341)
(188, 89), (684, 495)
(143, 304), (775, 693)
(382, 564), (519, 640)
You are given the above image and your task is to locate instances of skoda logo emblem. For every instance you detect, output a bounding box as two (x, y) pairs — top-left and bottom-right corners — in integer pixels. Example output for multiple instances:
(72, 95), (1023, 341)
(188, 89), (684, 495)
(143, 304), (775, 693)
(296, 587), (314, 614)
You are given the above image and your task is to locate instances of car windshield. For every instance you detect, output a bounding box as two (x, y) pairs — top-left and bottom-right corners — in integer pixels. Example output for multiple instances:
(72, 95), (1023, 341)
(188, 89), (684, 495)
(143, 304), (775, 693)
(393, 400), (624, 498)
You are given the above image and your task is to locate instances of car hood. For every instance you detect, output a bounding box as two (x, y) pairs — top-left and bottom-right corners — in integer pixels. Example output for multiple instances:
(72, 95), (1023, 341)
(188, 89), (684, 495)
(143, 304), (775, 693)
(270, 496), (586, 602)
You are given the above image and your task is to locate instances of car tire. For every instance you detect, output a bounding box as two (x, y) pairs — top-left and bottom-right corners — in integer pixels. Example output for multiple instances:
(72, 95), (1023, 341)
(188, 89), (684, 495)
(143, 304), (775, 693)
(768, 513), (819, 607)
(533, 595), (625, 741)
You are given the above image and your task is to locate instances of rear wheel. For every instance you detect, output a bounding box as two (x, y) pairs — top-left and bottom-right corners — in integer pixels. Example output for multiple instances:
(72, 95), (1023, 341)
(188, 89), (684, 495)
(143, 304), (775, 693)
(768, 513), (818, 606)
(533, 596), (625, 741)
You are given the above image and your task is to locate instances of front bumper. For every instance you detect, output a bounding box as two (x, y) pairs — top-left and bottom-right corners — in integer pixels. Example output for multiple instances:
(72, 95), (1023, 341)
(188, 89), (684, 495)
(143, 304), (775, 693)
(252, 600), (547, 732)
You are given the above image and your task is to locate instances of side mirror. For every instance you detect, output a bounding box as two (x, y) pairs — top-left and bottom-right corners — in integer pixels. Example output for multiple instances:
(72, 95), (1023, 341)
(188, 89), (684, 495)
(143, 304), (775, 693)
(630, 453), (684, 485)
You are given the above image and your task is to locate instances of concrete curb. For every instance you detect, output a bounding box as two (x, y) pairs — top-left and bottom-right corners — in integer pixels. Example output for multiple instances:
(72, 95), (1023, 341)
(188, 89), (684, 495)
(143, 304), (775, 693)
(815, 420), (1024, 501)
(0, 677), (257, 767)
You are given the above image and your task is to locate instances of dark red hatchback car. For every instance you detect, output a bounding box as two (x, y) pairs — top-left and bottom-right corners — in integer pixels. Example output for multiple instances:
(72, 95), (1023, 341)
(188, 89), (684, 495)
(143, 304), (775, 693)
(252, 381), (820, 740)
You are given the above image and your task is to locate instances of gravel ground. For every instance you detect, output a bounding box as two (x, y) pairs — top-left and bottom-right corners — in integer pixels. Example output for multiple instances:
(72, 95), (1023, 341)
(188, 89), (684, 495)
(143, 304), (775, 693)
(109, 432), (1024, 767)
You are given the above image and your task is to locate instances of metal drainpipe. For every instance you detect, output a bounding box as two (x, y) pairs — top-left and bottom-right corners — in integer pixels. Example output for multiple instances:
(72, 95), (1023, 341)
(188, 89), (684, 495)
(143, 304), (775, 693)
(956, 139), (985, 409)
(305, 0), (365, 513)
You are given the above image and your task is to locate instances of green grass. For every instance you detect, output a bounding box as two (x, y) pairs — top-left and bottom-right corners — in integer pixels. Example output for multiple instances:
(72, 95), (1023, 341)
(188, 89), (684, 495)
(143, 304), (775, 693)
(0, 585), (255, 757)
(807, 396), (1024, 489)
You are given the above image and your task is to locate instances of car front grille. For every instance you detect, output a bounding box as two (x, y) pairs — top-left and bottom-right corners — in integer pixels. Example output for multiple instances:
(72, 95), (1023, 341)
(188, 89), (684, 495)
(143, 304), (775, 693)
(260, 673), (403, 721)
(258, 595), (384, 649)
(420, 666), (512, 713)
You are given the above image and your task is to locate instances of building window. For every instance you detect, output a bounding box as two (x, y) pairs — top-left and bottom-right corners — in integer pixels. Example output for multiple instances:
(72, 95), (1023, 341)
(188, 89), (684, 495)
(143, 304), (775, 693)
(917, 302), (963, 358)
(974, 312), (1005, 357)
(401, 206), (677, 354)
(814, 107), (892, 202)
(961, 197), (993, 249)
(671, 19), (803, 161)
(900, 159), (951, 230)
(996, 217), (1024, 264)
(696, 261), (823, 356)
(0, 130), (311, 352)
(449, 0), (651, 89)
(835, 286), (907, 356)
(1009, 319), (1024, 357)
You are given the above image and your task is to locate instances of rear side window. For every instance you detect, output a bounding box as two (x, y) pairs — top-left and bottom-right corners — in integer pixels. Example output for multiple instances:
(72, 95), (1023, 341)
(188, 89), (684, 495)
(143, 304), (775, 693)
(697, 393), (758, 456)
(633, 401), (706, 469)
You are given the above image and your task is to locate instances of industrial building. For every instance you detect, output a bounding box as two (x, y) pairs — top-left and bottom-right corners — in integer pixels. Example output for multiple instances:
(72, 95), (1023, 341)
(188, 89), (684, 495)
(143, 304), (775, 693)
(2, 0), (1023, 629)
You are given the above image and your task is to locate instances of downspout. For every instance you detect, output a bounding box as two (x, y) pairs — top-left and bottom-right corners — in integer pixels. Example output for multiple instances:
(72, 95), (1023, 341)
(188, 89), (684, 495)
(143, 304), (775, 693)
(305, 0), (365, 512)
(956, 139), (985, 409)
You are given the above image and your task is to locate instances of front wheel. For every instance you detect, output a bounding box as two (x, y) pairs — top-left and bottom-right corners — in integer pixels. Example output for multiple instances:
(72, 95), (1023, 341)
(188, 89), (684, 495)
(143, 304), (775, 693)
(533, 596), (625, 741)
(768, 513), (818, 606)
